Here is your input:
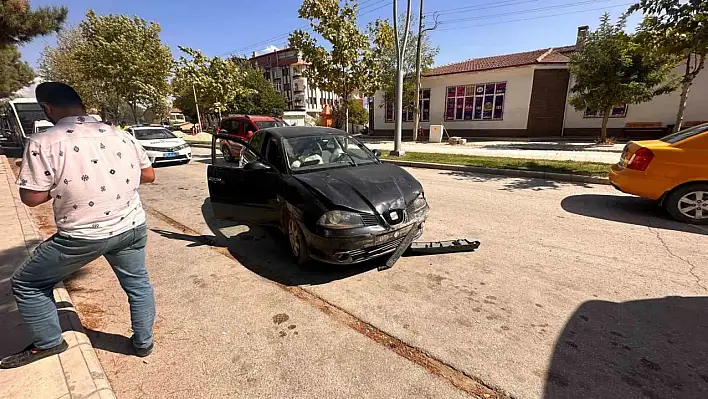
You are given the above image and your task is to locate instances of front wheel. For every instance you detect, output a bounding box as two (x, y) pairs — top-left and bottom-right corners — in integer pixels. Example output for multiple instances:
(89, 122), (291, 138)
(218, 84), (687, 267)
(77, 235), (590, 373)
(665, 184), (708, 224)
(286, 213), (311, 266)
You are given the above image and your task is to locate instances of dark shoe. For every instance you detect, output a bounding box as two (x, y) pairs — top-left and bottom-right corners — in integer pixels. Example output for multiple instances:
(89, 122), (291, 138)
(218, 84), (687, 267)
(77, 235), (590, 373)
(131, 336), (153, 357)
(0, 340), (69, 369)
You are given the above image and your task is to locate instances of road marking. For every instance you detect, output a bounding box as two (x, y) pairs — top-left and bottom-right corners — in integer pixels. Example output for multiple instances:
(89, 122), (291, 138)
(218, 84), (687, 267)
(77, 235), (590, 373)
(144, 205), (509, 399)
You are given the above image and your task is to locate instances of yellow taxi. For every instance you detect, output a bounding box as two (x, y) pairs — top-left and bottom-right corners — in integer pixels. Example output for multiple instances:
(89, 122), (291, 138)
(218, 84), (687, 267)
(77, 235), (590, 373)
(609, 123), (708, 224)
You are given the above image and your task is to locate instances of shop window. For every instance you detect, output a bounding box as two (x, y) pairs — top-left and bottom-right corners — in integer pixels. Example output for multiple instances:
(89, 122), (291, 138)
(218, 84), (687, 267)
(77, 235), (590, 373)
(444, 82), (506, 121)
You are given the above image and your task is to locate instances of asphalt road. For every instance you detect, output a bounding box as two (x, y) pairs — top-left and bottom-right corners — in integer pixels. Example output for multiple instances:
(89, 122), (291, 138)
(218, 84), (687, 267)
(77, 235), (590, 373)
(65, 148), (708, 398)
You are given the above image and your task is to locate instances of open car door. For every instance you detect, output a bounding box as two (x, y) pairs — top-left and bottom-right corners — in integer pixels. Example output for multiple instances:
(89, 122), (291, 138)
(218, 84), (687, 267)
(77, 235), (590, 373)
(207, 132), (280, 224)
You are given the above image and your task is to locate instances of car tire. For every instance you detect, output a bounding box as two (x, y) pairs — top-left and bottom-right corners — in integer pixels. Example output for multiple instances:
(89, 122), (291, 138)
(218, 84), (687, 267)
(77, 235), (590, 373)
(665, 183), (708, 224)
(285, 213), (311, 266)
(221, 145), (234, 162)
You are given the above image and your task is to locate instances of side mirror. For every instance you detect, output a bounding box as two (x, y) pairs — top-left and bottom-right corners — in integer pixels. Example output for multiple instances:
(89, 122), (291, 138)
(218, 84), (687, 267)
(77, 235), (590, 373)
(243, 161), (270, 171)
(372, 149), (382, 158)
(247, 130), (254, 138)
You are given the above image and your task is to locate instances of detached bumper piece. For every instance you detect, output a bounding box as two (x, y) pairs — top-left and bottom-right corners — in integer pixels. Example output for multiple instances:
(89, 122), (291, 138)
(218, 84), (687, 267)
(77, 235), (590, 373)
(379, 223), (422, 271)
(406, 239), (480, 256)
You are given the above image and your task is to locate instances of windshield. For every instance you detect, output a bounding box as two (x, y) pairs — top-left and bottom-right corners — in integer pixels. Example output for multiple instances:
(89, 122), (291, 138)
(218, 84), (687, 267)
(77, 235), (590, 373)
(660, 124), (708, 144)
(14, 102), (45, 136)
(255, 120), (286, 129)
(283, 134), (378, 172)
(134, 128), (177, 140)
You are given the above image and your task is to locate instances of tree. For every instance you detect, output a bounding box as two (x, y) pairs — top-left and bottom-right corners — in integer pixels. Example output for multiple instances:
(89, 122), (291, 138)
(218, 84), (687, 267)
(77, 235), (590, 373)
(333, 99), (367, 128)
(231, 60), (286, 116)
(629, 0), (708, 132)
(39, 27), (103, 109)
(381, 15), (438, 109)
(74, 11), (172, 124)
(568, 13), (678, 142)
(0, 0), (67, 46)
(0, 45), (34, 98)
(289, 0), (392, 133)
(174, 47), (253, 120)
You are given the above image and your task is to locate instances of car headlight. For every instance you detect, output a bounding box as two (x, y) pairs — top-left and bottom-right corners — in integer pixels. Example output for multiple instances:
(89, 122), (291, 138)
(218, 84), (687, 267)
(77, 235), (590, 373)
(410, 193), (428, 212)
(317, 210), (365, 229)
(176, 143), (190, 150)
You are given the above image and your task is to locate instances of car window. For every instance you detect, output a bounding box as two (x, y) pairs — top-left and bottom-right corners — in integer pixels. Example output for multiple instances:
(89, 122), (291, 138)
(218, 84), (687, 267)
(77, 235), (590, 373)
(255, 120), (286, 129)
(264, 135), (285, 173)
(660, 124), (708, 144)
(133, 128), (176, 140)
(284, 134), (378, 172)
(249, 131), (267, 155)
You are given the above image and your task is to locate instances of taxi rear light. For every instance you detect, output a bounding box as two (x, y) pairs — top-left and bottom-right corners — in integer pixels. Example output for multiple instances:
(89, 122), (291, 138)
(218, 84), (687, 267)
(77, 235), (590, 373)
(627, 147), (654, 171)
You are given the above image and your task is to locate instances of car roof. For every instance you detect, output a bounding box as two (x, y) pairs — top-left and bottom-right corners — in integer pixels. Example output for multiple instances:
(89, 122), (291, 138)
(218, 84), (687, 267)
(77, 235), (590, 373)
(131, 125), (168, 130)
(263, 126), (347, 139)
(222, 115), (277, 122)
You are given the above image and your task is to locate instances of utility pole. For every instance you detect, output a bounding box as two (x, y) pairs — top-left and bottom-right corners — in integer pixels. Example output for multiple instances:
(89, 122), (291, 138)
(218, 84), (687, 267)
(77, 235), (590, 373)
(413, 7), (439, 142)
(391, 0), (413, 156)
(192, 84), (202, 132)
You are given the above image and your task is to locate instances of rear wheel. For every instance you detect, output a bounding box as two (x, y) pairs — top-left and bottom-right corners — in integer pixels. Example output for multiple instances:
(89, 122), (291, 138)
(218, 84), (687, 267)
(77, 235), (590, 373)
(221, 145), (234, 162)
(665, 183), (708, 224)
(286, 213), (311, 266)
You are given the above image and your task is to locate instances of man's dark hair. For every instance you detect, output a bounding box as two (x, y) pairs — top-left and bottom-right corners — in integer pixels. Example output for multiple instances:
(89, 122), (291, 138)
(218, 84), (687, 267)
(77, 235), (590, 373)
(35, 82), (84, 107)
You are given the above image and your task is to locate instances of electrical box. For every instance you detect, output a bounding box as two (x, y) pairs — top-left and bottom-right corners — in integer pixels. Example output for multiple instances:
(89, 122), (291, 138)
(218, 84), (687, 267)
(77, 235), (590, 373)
(429, 125), (443, 143)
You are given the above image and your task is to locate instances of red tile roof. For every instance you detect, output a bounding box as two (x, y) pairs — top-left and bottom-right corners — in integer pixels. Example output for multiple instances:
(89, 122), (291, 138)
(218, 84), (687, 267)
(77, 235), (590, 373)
(425, 45), (577, 77)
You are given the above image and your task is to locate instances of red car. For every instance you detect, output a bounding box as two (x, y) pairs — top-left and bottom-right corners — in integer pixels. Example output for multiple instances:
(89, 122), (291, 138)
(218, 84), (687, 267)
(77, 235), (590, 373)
(218, 115), (286, 162)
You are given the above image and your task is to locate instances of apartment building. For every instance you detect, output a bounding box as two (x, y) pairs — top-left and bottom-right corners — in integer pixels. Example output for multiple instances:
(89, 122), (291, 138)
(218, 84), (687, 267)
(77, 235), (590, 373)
(250, 48), (339, 118)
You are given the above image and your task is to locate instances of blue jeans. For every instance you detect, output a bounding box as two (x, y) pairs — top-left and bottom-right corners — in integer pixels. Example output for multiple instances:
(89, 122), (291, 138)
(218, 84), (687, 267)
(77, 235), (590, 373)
(11, 223), (155, 350)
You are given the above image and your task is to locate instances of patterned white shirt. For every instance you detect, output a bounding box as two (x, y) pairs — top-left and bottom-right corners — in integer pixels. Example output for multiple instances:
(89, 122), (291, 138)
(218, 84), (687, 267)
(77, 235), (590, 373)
(17, 115), (151, 240)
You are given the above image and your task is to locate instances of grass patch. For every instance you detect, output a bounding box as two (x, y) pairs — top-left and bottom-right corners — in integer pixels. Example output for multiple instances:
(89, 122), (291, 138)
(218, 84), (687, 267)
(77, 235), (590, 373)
(381, 152), (610, 177)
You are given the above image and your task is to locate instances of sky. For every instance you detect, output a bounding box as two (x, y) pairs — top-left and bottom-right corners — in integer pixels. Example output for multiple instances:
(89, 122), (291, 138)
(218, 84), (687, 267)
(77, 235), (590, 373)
(19, 0), (642, 69)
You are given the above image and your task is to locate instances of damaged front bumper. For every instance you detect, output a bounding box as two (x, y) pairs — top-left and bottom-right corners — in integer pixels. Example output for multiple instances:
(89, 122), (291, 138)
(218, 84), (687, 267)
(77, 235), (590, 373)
(302, 213), (428, 265)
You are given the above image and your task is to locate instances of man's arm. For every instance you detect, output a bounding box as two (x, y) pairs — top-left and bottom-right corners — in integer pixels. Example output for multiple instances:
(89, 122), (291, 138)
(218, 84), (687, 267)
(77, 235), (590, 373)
(20, 189), (52, 207)
(140, 167), (155, 184)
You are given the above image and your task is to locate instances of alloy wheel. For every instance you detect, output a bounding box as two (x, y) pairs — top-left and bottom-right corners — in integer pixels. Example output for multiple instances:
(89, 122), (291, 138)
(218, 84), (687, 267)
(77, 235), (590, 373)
(288, 219), (300, 257)
(678, 191), (708, 220)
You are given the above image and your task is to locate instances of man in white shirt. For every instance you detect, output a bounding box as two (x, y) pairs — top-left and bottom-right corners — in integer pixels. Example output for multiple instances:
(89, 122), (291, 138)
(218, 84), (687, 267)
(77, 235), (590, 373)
(1, 82), (157, 369)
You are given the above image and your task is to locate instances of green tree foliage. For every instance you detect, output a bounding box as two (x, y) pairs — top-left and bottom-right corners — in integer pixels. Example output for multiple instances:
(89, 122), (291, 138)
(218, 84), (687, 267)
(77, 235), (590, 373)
(39, 11), (173, 124)
(231, 60), (286, 116)
(289, 0), (392, 124)
(568, 13), (678, 142)
(629, 0), (708, 131)
(174, 47), (253, 118)
(0, 44), (34, 98)
(0, 0), (67, 46)
(381, 15), (438, 108)
(76, 10), (172, 124)
(333, 98), (368, 128)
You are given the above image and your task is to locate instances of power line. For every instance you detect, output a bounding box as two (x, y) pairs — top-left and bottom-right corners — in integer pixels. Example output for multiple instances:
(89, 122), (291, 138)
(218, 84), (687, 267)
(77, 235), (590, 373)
(434, 2), (634, 32)
(438, 0), (612, 25)
(220, 0), (392, 57)
(424, 0), (542, 17)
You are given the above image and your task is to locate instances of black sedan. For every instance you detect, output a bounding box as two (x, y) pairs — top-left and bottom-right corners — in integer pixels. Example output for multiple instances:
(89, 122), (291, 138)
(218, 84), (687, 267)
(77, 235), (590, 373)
(207, 127), (429, 265)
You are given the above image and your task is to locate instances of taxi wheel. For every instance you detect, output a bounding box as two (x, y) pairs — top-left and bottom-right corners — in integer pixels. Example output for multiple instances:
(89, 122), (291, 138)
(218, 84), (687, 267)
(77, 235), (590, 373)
(665, 183), (708, 225)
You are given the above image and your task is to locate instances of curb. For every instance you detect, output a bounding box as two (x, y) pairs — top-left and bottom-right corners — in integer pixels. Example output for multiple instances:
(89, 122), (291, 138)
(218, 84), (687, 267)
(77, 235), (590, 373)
(381, 159), (610, 185)
(1, 155), (116, 399)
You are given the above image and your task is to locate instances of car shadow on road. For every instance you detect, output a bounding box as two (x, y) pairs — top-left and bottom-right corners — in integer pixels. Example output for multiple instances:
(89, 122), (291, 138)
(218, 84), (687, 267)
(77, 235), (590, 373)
(440, 171), (593, 191)
(543, 296), (708, 399)
(150, 199), (386, 286)
(561, 194), (707, 235)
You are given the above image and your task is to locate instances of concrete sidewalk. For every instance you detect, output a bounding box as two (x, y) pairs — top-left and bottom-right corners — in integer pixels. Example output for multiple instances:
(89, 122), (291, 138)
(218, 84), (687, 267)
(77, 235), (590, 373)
(0, 155), (115, 399)
(363, 140), (623, 164)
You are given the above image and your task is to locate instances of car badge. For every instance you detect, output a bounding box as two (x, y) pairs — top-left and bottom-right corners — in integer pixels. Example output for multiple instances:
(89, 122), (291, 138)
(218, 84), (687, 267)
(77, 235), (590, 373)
(394, 231), (400, 238)
(389, 211), (399, 221)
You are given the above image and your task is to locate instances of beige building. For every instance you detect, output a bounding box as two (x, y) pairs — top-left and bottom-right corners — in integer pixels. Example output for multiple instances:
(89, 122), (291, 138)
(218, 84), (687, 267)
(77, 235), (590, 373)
(373, 28), (707, 139)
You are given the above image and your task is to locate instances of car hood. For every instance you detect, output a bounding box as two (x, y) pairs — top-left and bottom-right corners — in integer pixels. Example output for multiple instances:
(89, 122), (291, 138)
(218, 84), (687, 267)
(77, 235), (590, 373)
(138, 138), (186, 148)
(293, 163), (423, 214)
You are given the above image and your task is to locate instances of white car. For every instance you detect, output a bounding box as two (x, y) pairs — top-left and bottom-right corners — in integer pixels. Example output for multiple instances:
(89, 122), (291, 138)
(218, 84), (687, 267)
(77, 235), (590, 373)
(126, 126), (192, 165)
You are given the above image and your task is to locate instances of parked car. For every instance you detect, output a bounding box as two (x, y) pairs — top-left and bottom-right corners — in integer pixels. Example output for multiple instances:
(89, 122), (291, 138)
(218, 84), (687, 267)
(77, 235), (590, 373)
(208, 127), (429, 265)
(126, 126), (192, 165)
(218, 115), (286, 163)
(609, 122), (708, 224)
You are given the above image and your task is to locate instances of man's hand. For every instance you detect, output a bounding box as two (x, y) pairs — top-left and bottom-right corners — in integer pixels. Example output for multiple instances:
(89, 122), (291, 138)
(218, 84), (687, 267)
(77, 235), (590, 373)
(19, 188), (51, 207)
(140, 167), (155, 184)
